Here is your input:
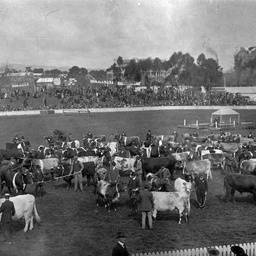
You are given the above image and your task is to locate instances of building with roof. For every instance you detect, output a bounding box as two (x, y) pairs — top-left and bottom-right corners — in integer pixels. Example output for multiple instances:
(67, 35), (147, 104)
(36, 77), (62, 91)
(211, 108), (240, 125)
(0, 71), (35, 96)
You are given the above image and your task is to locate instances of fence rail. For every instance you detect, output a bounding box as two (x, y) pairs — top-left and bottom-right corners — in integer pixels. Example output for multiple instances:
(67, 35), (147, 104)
(132, 242), (256, 256)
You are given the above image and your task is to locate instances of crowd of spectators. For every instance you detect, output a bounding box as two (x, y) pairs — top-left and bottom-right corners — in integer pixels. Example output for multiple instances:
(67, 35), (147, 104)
(0, 84), (255, 111)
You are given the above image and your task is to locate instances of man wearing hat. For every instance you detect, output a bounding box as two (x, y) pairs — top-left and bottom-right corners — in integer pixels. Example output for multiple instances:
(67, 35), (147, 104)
(231, 245), (248, 256)
(108, 161), (120, 183)
(0, 193), (16, 244)
(137, 183), (154, 230)
(70, 156), (84, 192)
(207, 247), (220, 255)
(112, 231), (129, 256)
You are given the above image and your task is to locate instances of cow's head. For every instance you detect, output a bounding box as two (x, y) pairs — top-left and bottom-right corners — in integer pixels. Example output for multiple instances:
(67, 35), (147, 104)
(22, 168), (34, 185)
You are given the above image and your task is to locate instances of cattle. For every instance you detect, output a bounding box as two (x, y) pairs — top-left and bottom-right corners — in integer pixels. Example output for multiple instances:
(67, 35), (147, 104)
(77, 156), (102, 166)
(0, 194), (41, 232)
(55, 161), (97, 189)
(223, 173), (256, 202)
(172, 152), (191, 173)
(152, 191), (191, 224)
(111, 156), (136, 173)
(107, 142), (118, 157)
(240, 159), (256, 175)
(0, 166), (33, 194)
(201, 149), (226, 170)
(220, 143), (241, 154)
(146, 172), (170, 192)
(184, 159), (212, 180)
(95, 180), (127, 211)
(0, 148), (24, 161)
(152, 135), (175, 145)
(141, 156), (177, 179)
(31, 158), (60, 180)
(174, 177), (193, 193)
(115, 134), (141, 147)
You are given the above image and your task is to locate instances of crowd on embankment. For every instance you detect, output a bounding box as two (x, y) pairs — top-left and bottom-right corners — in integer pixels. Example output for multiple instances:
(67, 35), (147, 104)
(0, 85), (255, 112)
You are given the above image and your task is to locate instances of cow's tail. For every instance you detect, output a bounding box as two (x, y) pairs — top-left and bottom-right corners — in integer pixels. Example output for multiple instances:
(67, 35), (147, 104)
(33, 201), (41, 223)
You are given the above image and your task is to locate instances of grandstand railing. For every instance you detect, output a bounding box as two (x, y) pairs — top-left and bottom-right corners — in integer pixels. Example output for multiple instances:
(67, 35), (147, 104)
(131, 242), (256, 256)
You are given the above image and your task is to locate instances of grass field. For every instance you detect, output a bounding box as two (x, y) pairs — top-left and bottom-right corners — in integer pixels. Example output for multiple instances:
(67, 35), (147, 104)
(0, 108), (256, 256)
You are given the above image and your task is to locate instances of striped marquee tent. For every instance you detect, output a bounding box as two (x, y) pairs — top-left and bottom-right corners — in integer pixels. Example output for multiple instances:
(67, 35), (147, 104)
(211, 108), (240, 124)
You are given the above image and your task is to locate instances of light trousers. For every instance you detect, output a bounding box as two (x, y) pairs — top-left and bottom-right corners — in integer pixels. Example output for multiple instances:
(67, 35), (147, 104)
(141, 211), (153, 229)
(74, 172), (83, 191)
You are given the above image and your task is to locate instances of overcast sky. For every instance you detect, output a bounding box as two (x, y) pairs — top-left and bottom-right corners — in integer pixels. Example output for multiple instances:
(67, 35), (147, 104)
(1, 0), (256, 71)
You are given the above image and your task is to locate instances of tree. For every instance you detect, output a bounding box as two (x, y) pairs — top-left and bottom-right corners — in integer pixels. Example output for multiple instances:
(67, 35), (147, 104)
(33, 68), (44, 73)
(68, 66), (80, 78)
(117, 56), (123, 66)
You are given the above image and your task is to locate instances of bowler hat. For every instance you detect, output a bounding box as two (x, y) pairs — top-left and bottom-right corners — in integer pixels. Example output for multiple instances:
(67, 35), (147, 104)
(207, 247), (220, 255)
(231, 246), (247, 256)
(116, 232), (126, 238)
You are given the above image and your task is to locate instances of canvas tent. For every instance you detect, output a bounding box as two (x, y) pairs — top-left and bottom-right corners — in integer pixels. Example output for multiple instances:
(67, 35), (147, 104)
(211, 108), (240, 125)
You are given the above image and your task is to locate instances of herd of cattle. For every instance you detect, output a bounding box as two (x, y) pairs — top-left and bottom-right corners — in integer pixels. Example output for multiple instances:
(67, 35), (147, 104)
(1, 130), (256, 231)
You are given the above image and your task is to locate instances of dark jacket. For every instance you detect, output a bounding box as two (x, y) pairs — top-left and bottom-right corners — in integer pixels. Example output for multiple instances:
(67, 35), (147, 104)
(0, 200), (16, 223)
(138, 189), (154, 212)
(112, 242), (129, 256)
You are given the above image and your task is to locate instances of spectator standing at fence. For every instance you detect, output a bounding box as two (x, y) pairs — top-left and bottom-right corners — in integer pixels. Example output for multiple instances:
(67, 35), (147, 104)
(207, 247), (220, 255)
(137, 183), (154, 230)
(0, 193), (16, 244)
(111, 231), (130, 256)
(231, 245), (248, 256)
(70, 156), (84, 192)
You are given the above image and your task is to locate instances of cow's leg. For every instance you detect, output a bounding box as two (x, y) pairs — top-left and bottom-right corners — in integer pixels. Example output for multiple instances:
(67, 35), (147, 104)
(178, 211), (182, 224)
(230, 188), (236, 202)
(29, 216), (34, 230)
(86, 175), (91, 186)
(23, 215), (30, 232)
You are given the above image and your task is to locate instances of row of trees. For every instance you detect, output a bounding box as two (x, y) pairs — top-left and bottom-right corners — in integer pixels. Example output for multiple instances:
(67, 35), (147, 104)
(107, 52), (223, 90)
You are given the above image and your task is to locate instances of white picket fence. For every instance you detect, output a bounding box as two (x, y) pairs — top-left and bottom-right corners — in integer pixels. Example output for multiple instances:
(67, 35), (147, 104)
(132, 242), (256, 256)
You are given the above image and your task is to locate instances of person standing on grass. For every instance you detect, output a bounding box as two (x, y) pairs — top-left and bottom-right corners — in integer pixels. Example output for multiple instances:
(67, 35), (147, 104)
(70, 156), (84, 192)
(112, 232), (130, 256)
(137, 183), (154, 230)
(0, 193), (16, 244)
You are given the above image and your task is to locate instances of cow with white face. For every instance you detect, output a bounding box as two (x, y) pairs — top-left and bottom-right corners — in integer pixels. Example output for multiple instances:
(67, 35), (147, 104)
(0, 194), (41, 232)
(111, 156), (136, 173)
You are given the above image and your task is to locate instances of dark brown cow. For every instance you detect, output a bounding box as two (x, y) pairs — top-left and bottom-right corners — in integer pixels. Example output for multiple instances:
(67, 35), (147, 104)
(223, 173), (256, 202)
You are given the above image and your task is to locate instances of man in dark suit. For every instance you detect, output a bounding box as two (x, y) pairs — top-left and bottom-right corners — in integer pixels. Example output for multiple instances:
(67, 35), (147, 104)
(138, 183), (154, 229)
(112, 231), (129, 256)
(0, 193), (16, 244)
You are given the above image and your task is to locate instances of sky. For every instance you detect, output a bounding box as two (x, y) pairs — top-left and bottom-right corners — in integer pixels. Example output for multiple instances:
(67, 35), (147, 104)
(1, 0), (256, 71)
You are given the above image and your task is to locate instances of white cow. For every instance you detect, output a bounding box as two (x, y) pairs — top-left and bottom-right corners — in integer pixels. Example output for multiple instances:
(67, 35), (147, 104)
(112, 156), (136, 172)
(185, 159), (212, 180)
(0, 194), (41, 232)
(174, 177), (193, 193)
(32, 158), (60, 176)
(107, 142), (118, 157)
(152, 191), (191, 224)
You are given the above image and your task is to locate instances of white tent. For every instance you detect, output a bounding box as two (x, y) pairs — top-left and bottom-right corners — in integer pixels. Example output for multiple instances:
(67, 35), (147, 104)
(211, 108), (240, 124)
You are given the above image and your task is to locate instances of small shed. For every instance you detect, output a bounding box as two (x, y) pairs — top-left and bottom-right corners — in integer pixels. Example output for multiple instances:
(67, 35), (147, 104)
(211, 108), (240, 125)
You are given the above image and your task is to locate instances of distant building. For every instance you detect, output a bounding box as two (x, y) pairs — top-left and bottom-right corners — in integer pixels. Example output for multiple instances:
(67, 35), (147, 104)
(0, 71), (35, 96)
(36, 77), (61, 91)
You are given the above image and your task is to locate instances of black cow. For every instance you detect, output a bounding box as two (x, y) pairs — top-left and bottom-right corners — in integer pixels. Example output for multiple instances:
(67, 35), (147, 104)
(0, 165), (33, 194)
(55, 161), (97, 189)
(223, 173), (256, 202)
(0, 148), (24, 161)
(95, 179), (127, 211)
(141, 156), (177, 179)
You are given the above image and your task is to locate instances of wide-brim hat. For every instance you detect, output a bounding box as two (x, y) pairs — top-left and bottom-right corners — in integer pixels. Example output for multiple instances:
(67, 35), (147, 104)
(231, 246), (247, 255)
(207, 247), (220, 255)
(116, 232), (126, 238)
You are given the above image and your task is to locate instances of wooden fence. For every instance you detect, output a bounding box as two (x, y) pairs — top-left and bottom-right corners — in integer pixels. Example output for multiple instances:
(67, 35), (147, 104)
(132, 242), (256, 256)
